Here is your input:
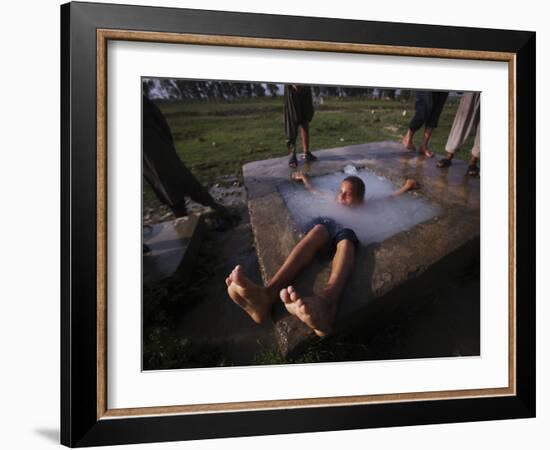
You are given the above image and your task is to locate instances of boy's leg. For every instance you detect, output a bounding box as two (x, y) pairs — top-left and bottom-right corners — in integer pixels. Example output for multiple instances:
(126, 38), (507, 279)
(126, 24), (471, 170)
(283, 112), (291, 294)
(281, 237), (356, 337)
(265, 224), (329, 296)
(322, 239), (357, 301)
(226, 224), (330, 323)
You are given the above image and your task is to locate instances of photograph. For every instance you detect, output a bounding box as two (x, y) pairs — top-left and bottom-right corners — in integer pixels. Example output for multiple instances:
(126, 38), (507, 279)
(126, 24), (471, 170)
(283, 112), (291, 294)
(58, 2), (536, 445)
(141, 79), (481, 370)
(1, 0), (545, 448)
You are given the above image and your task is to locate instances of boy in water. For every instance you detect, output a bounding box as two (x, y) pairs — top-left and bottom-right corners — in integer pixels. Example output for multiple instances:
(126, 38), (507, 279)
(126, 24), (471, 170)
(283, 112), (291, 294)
(226, 172), (418, 337)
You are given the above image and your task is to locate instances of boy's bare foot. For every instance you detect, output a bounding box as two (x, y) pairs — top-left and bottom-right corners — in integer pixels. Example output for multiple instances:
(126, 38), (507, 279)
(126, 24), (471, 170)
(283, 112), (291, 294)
(225, 265), (273, 324)
(280, 286), (336, 337)
(401, 130), (416, 151)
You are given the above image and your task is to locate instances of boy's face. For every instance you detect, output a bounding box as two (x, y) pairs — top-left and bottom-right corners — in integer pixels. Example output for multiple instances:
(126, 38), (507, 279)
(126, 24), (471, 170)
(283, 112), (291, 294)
(337, 180), (362, 207)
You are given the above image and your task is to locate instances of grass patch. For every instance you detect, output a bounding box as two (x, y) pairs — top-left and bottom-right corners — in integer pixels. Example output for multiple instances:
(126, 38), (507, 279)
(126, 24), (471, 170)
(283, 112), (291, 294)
(143, 327), (231, 370)
(253, 335), (371, 365)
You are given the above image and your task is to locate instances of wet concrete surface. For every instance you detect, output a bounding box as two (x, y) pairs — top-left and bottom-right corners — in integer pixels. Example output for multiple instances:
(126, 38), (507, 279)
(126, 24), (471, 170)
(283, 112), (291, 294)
(244, 141), (479, 206)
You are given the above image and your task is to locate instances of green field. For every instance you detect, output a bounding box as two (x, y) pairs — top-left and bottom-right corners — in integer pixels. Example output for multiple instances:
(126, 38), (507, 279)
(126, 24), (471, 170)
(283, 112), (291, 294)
(144, 95), (475, 209)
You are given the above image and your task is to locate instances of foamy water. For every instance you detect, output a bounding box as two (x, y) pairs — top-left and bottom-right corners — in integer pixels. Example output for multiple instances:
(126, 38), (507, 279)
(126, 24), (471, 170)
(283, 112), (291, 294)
(279, 168), (439, 246)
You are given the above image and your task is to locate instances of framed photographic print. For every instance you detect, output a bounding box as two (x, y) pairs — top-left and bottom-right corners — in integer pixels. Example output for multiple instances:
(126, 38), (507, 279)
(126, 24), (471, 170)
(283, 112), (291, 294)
(61, 1), (535, 447)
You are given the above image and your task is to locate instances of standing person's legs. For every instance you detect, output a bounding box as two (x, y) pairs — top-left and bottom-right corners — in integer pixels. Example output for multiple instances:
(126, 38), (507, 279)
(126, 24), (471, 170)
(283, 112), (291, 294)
(471, 124), (480, 159)
(419, 91), (449, 158)
(438, 92), (480, 167)
(284, 85), (300, 167)
(281, 237), (356, 336)
(467, 125), (481, 176)
(143, 96), (218, 217)
(418, 127), (435, 157)
(300, 123), (309, 153)
(427, 91), (449, 128)
(299, 122), (318, 162)
(225, 224), (330, 323)
(298, 87), (317, 162)
(403, 91), (430, 150)
(285, 126), (298, 155)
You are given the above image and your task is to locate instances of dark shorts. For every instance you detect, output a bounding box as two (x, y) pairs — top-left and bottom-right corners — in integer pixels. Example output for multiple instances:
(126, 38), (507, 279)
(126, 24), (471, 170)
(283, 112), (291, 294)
(303, 217), (359, 257)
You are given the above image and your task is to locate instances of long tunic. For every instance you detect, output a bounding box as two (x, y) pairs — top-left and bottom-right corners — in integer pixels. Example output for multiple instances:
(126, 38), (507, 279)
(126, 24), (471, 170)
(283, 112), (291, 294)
(284, 85), (315, 150)
(142, 96), (215, 213)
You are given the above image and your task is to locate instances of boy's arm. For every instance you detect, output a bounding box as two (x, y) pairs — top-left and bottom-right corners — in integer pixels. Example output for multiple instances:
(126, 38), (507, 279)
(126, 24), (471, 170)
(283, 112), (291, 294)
(391, 179), (419, 197)
(292, 171), (319, 193)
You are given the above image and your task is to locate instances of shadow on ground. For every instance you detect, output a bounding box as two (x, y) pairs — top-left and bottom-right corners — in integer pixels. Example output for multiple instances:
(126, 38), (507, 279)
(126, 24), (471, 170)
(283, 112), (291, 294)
(34, 428), (59, 444)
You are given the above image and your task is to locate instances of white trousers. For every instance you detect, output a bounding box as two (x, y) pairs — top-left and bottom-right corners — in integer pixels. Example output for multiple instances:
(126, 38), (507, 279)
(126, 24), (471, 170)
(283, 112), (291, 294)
(445, 92), (480, 158)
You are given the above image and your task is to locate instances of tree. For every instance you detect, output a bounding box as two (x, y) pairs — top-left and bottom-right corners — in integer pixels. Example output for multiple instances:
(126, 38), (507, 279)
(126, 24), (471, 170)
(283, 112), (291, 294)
(253, 84), (266, 97)
(267, 83), (279, 97)
(382, 89), (396, 99)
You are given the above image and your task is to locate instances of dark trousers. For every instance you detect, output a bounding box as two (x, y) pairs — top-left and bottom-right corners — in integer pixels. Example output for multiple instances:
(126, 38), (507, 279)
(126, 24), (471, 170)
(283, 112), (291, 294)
(142, 96), (215, 215)
(408, 91), (449, 132)
(284, 85), (314, 151)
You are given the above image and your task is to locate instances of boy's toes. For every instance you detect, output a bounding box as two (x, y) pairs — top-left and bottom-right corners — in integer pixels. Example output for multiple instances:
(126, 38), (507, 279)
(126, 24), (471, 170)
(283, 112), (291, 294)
(280, 288), (292, 303)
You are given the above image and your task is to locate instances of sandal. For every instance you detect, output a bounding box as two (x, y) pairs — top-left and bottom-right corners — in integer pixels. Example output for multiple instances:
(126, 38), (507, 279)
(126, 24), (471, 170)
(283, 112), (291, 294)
(437, 158), (452, 168)
(467, 164), (480, 177)
(303, 151), (318, 163)
(288, 153), (298, 168)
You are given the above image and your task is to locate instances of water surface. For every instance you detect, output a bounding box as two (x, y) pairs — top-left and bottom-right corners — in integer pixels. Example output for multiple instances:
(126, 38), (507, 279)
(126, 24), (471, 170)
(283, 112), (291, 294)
(279, 168), (439, 246)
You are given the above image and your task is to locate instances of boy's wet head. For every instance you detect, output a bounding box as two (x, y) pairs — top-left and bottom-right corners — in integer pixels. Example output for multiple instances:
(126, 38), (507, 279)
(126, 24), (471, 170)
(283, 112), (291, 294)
(337, 175), (365, 207)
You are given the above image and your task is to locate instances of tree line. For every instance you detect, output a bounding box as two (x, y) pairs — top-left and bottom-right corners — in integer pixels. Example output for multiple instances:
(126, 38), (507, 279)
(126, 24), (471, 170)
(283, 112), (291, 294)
(142, 79), (409, 101)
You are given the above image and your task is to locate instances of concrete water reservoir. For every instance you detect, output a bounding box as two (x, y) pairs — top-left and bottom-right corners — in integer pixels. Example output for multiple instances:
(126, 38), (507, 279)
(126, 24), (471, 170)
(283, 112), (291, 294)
(243, 141), (480, 357)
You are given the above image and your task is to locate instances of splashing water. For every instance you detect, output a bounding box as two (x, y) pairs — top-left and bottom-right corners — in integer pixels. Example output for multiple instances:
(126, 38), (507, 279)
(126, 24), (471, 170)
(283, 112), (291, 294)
(343, 164), (358, 175)
(279, 168), (439, 246)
